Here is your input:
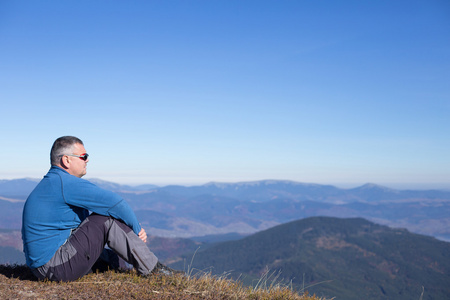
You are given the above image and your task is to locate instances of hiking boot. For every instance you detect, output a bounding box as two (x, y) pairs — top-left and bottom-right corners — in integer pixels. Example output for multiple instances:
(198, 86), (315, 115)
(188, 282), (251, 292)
(151, 262), (184, 276)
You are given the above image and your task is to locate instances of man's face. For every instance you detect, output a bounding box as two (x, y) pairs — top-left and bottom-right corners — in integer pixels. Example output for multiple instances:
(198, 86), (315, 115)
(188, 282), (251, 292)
(66, 143), (89, 178)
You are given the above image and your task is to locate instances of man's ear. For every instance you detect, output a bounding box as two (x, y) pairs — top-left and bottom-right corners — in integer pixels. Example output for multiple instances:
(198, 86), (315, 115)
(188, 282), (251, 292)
(59, 155), (70, 169)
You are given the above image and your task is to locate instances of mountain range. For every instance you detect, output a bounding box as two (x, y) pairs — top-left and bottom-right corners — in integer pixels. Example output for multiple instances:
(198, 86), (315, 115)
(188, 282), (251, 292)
(1, 178), (449, 241)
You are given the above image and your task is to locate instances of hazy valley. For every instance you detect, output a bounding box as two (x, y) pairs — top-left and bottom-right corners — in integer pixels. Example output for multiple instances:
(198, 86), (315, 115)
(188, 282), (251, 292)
(2, 178), (449, 240)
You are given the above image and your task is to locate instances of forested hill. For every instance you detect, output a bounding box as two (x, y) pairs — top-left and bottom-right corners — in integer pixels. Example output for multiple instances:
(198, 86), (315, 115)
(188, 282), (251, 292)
(170, 216), (450, 300)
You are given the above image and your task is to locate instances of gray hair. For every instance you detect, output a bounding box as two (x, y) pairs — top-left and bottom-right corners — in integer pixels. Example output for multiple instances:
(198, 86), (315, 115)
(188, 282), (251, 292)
(50, 136), (84, 165)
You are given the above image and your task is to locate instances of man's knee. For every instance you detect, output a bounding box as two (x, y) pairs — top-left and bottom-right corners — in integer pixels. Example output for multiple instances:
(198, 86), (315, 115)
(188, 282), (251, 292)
(82, 214), (132, 233)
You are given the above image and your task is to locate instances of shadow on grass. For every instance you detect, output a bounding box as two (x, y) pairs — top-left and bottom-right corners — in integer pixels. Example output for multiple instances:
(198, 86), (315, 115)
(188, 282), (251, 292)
(0, 264), (37, 281)
(0, 263), (127, 282)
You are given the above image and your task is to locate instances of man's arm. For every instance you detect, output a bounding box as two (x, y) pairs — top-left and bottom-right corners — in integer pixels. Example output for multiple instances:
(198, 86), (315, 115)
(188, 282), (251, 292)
(62, 175), (142, 235)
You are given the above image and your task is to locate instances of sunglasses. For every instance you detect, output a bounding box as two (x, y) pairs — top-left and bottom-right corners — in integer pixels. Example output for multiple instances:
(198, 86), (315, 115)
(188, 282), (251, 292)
(66, 153), (89, 161)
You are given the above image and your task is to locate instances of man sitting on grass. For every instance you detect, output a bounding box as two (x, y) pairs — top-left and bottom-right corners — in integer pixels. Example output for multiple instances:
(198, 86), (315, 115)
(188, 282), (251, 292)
(22, 136), (177, 281)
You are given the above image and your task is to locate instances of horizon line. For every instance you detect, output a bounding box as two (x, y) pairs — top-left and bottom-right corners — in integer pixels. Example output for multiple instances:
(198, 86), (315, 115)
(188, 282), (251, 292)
(1, 176), (449, 191)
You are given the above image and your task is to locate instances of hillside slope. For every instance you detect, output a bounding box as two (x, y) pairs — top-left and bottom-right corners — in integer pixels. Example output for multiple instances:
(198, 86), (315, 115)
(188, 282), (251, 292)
(0, 265), (323, 300)
(170, 217), (450, 300)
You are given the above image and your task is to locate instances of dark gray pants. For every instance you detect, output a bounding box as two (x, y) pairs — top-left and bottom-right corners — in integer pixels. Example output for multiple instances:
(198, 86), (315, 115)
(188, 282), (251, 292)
(32, 214), (158, 281)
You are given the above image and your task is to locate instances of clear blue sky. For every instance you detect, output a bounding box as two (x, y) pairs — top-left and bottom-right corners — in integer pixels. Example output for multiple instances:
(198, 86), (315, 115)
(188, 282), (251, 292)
(1, 1), (449, 189)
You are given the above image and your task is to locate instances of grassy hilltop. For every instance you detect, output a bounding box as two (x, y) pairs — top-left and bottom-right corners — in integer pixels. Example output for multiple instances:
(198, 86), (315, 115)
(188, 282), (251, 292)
(0, 265), (324, 300)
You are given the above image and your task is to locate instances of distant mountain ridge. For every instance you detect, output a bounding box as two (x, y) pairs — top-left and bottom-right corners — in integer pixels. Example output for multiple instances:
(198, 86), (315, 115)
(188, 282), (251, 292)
(170, 216), (450, 300)
(2, 177), (449, 203)
(1, 178), (449, 240)
(87, 178), (158, 192)
(0, 179), (40, 199)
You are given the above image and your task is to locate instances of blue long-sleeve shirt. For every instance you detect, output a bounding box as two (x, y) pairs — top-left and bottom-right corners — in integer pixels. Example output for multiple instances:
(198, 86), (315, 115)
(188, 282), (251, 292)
(22, 166), (141, 268)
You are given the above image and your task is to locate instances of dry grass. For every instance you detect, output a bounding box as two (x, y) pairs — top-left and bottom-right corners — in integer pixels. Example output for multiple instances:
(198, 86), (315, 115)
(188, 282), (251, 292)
(0, 265), (325, 299)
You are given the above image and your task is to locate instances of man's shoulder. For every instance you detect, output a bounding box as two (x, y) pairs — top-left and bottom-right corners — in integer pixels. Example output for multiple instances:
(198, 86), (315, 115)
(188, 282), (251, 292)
(30, 167), (95, 196)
